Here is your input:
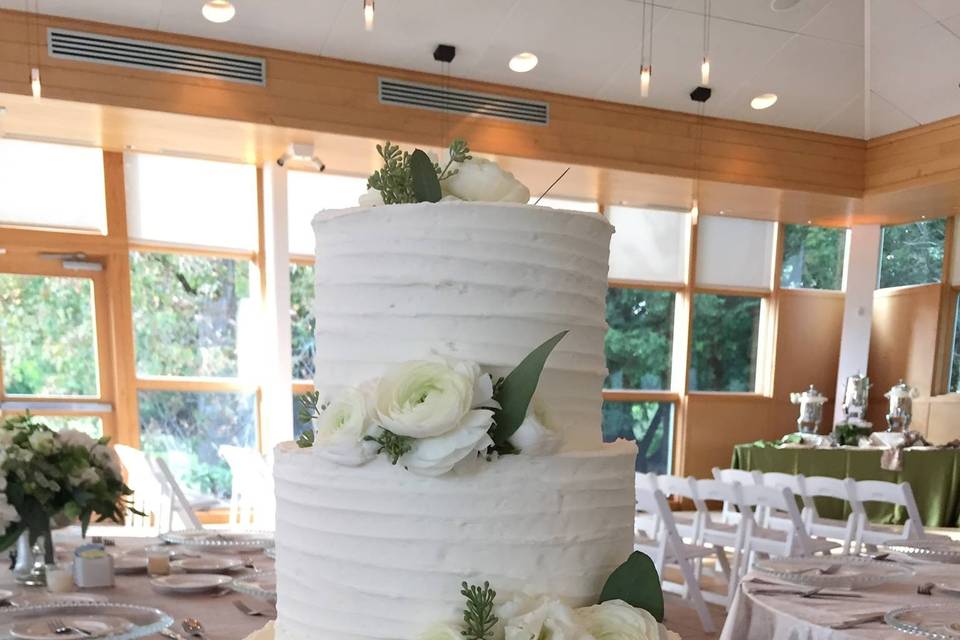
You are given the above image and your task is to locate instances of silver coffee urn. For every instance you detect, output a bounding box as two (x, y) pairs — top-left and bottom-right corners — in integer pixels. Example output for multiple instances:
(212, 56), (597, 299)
(884, 379), (918, 433)
(790, 385), (828, 434)
(841, 372), (871, 424)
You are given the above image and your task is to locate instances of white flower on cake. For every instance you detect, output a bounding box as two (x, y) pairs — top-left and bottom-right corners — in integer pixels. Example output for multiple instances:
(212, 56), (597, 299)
(312, 387), (379, 466)
(358, 187), (384, 208)
(508, 401), (562, 456)
(499, 595), (591, 640)
(443, 157), (530, 204)
(575, 600), (679, 640)
(417, 623), (463, 640)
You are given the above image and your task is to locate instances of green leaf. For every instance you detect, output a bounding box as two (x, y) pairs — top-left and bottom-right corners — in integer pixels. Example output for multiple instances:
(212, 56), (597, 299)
(490, 331), (567, 447)
(296, 430), (315, 449)
(598, 551), (664, 622)
(410, 149), (442, 203)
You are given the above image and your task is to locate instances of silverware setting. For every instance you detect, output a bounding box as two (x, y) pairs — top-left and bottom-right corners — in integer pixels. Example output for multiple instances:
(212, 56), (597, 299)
(233, 598), (276, 617)
(917, 582), (936, 595)
(159, 629), (187, 640)
(749, 586), (863, 599)
(47, 617), (91, 636)
(794, 563), (843, 576)
(830, 611), (889, 630)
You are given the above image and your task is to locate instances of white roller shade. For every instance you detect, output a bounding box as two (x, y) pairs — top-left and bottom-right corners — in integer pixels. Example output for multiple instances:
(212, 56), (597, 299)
(287, 172), (368, 256)
(0, 139), (106, 233)
(125, 153), (258, 251)
(696, 215), (776, 290)
(607, 206), (688, 284)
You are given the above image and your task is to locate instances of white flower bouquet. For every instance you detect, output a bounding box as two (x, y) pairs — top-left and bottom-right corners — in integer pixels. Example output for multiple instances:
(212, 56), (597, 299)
(0, 414), (136, 564)
(296, 333), (565, 476)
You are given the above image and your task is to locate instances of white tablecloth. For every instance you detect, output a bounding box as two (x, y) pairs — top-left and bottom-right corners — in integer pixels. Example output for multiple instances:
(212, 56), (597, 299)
(720, 563), (960, 639)
(0, 532), (272, 639)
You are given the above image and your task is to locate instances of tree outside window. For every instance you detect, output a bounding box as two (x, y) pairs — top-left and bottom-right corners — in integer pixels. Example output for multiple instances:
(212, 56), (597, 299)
(877, 218), (945, 289)
(604, 288), (674, 390)
(781, 225), (846, 290)
(601, 401), (672, 474)
(689, 294), (761, 392)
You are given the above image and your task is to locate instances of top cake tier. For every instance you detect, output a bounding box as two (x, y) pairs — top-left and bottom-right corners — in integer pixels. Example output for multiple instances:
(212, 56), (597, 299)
(312, 201), (612, 451)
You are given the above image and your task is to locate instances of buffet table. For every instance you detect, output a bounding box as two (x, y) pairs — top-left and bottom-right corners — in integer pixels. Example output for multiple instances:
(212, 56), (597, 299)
(0, 532), (272, 639)
(720, 562), (960, 639)
(731, 444), (960, 527)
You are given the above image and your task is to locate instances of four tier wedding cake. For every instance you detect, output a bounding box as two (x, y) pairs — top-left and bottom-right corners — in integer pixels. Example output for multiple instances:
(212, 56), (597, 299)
(263, 141), (677, 640)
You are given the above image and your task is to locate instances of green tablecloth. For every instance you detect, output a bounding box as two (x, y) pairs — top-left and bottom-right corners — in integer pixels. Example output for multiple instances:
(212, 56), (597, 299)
(731, 444), (960, 528)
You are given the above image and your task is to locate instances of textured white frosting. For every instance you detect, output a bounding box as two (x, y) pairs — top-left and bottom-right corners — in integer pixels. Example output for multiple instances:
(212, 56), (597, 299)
(273, 441), (638, 640)
(311, 201), (612, 451)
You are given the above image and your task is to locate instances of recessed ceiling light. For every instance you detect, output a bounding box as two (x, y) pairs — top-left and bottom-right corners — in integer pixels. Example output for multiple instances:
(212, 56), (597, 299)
(202, 0), (236, 23)
(751, 93), (778, 110)
(770, 0), (803, 11)
(509, 52), (538, 73)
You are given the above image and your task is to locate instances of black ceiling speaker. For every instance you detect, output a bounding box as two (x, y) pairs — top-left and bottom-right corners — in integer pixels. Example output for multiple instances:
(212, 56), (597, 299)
(433, 44), (456, 63)
(690, 86), (712, 103)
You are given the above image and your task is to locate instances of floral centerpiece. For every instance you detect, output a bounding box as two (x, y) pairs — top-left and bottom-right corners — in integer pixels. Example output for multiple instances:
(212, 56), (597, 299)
(0, 414), (135, 574)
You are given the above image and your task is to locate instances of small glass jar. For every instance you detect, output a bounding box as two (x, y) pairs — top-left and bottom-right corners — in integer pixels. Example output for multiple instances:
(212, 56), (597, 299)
(146, 550), (170, 577)
(45, 563), (74, 593)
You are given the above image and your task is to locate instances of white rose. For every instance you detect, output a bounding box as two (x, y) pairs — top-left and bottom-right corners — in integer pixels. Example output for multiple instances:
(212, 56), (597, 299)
(575, 600), (670, 640)
(417, 623), (462, 640)
(509, 400), (562, 455)
(241, 621), (275, 640)
(375, 359), (494, 438)
(443, 158), (530, 203)
(313, 387), (378, 466)
(501, 595), (590, 640)
(27, 431), (58, 455)
(358, 187), (384, 208)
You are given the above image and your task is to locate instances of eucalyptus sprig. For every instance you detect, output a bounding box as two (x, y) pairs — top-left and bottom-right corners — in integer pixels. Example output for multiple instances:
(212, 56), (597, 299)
(460, 581), (498, 640)
(367, 139), (472, 205)
(363, 429), (414, 464)
(296, 390), (323, 424)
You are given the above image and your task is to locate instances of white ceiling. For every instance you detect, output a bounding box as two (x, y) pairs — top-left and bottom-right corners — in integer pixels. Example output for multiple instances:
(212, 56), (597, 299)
(6, 0), (960, 139)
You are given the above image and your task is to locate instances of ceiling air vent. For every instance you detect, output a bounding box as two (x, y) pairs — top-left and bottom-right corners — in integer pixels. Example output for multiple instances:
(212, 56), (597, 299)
(47, 28), (266, 86)
(379, 78), (548, 125)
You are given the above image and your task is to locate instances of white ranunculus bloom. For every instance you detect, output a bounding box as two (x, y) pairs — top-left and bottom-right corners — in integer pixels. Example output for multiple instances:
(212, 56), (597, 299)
(401, 410), (493, 476)
(575, 600), (673, 640)
(509, 400), (562, 455)
(443, 158), (530, 203)
(314, 387), (378, 466)
(375, 359), (492, 438)
(500, 595), (591, 640)
(417, 623), (463, 640)
(358, 187), (384, 208)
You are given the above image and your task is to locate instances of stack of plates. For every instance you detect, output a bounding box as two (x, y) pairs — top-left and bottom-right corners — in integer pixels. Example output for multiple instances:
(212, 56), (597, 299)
(755, 556), (913, 589)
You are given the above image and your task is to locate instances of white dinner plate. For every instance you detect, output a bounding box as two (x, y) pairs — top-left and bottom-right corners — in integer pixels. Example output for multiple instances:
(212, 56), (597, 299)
(171, 556), (243, 573)
(111, 554), (147, 574)
(755, 556), (913, 589)
(9, 593), (107, 608)
(150, 573), (232, 593)
(10, 614), (133, 639)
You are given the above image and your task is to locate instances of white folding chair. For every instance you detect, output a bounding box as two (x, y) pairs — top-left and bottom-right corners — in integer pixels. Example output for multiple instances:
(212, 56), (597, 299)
(736, 485), (837, 573)
(849, 480), (928, 554)
(693, 478), (746, 607)
(654, 474), (702, 541)
(801, 476), (857, 554)
(634, 486), (717, 633)
(218, 445), (275, 530)
(758, 472), (813, 537)
(148, 456), (203, 533)
(712, 467), (762, 525)
(114, 444), (163, 532)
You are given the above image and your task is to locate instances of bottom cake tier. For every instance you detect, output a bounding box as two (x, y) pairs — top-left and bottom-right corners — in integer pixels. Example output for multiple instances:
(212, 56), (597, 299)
(272, 440), (638, 640)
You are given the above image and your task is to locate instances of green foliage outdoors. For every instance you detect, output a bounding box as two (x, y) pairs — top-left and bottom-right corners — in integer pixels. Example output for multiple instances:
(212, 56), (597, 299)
(878, 218), (945, 289)
(689, 294), (761, 392)
(781, 224), (846, 290)
(605, 288), (673, 390)
(601, 401), (671, 474)
(289, 263), (315, 380)
(0, 274), (98, 396)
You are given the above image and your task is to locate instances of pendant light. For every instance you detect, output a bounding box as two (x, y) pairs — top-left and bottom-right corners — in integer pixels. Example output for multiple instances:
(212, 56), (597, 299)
(363, 0), (375, 31)
(701, 0), (712, 86)
(639, 0), (654, 98)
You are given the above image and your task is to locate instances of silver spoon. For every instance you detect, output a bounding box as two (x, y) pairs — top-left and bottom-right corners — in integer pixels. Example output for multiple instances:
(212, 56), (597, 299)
(181, 618), (206, 639)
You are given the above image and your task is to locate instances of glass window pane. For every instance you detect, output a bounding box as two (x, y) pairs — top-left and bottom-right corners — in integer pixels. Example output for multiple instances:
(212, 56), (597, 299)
(696, 216), (776, 290)
(607, 206), (688, 284)
(0, 139), (106, 233)
(601, 400), (673, 474)
(138, 390), (256, 499)
(125, 153), (258, 251)
(130, 252), (254, 378)
(605, 288), (674, 390)
(290, 263), (315, 380)
(0, 274), (99, 396)
(781, 225), (847, 290)
(30, 416), (103, 438)
(878, 218), (945, 289)
(689, 294), (761, 392)
(530, 197), (599, 213)
(949, 294), (960, 393)
(288, 173), (368, 255)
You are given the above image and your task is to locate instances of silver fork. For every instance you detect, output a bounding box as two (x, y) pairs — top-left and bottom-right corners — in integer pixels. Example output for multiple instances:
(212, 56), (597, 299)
(48, 618), (91, 636)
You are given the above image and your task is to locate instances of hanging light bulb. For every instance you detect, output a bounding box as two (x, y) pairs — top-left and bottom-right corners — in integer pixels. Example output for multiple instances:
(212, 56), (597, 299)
(363, 0), (374, 31)
(701, 56), (710, 86)
(640, 65), (651, 98)
(30, 67), (41, 99)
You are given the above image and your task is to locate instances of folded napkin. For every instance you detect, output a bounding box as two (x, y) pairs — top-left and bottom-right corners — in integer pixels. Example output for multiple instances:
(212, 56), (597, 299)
(868, 431), (930, 471)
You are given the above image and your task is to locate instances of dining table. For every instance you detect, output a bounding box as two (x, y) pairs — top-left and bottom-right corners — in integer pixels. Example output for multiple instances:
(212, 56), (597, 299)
(0, 530), (274, 639)
(719, 558), (960, 639)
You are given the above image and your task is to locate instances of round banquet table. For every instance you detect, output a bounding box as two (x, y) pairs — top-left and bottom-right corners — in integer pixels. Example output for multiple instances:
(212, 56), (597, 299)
(0, 531), (273, 639)
(719, 562), (960, 639)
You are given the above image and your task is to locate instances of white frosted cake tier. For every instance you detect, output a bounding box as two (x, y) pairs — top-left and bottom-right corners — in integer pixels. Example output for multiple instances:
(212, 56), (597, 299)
(312, 202), (612, 451)
(273, 440), (638, 640)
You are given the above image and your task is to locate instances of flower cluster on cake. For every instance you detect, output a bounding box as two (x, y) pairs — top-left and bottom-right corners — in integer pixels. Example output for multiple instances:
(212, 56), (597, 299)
(264, 139), (680, 640)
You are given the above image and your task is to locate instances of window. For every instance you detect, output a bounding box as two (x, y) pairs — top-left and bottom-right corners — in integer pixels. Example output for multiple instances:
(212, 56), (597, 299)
(780, 225), (847, 290)
(290, 263), (315, 380)
(287, 173), (367, 256)
(948, 293), (960, 393)
(138, 390), (255, 498)
(130, 252), (254, 378)
(0, 139), (107, 233)
(605, 288), (674, 390)
(607, 206), (687, 284)
(0, 274), (99, 396)
(31, 416), (104, 438)
(696, 216), (776, 290)
(601, 401), (673, 474)
(689, 294), (761, 392)
(530, 197), (599, 213)
(878, 218), (946, 289)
